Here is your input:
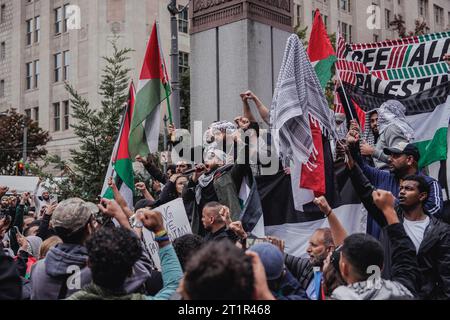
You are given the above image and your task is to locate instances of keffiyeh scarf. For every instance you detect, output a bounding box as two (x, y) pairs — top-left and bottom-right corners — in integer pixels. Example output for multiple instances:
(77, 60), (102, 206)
(270, 34), (337, 165)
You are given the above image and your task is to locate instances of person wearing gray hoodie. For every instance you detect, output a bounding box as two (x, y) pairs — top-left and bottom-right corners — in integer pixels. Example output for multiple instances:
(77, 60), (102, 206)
(30, 198), (158, 300)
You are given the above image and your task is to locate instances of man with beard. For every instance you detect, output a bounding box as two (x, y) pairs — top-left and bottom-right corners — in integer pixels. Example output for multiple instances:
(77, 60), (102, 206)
(360, 110), (380, 166)
(33, 178), (52, 213)
(284, 228), (335, 299)
(347, 130), (443, 240)
(346, 148), (450, 299)
(183, 146), (256, 237)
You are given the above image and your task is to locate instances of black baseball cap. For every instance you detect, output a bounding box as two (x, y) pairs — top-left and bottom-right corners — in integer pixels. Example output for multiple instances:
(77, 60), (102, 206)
(384, 142), (420, 161)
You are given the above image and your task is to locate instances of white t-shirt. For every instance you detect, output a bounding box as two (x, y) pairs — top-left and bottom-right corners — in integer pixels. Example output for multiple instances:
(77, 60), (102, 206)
(403, 216), (430, 253)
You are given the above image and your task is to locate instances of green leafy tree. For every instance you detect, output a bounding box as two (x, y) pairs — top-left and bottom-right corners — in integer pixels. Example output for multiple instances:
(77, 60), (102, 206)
(36, 39), (133, 201)
(390, 15), (430, 38)
(0, 110), (50, 175)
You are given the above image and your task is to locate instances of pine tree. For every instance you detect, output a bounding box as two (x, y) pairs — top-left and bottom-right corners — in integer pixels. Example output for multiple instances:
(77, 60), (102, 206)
(37, 38), (133, 201)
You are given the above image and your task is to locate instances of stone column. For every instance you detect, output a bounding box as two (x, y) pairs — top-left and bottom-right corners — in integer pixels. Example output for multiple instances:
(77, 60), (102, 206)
(189, 0), (293, 129)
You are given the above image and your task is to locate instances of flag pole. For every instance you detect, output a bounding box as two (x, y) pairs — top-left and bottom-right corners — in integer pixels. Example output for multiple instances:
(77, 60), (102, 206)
(335, 31), (355, 121)
(156, 21), (174, 126)
(111, 81), (134, 177)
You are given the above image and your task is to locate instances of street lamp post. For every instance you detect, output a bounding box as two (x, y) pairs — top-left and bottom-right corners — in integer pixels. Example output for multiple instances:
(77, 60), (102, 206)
(22, 122), (28, 163)
(168, 0), (188, 129)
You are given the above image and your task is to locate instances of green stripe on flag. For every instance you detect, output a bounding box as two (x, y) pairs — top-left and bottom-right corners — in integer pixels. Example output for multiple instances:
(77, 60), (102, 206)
(415, 127), (448, 168)
(114, 158), (134, 190)
(314, 55), (337, 89)
(129, 79), (168, 158)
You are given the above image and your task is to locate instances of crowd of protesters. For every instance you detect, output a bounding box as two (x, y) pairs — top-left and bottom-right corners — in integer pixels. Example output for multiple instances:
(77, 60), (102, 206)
(1, 82), (450, 301)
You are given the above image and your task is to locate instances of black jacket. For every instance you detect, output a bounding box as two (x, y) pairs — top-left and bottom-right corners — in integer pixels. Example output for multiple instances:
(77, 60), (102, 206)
(284, 255), (313, 291)
(349, 164), (450, 299)
(0, 246), (22, 300)
(204, 226), (239, 243)
(144, 162), (168, 185)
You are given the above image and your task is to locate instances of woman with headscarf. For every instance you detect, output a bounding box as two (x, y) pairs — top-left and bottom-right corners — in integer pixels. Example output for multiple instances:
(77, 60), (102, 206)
(360, 100), (414, 169)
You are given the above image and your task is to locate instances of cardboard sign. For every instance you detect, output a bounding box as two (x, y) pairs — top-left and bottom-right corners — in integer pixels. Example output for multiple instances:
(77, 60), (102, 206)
(142, 198), (192, 270)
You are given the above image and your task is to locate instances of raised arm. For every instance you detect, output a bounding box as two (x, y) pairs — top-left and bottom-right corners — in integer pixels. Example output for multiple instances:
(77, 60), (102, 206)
(240, 91), (270, 124)
(107, 177), (134, 218)
(313, 196), (347, 247)
(373, 189), (419, 295)
(135, 182), (155, 202)
(138, 209), (183, 300)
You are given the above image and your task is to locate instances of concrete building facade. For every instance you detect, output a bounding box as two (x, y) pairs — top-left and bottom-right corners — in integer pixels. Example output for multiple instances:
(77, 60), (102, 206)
(1, 0), (449, 163)
(293, 0), (450, 43)
(0, 0), (189, 161)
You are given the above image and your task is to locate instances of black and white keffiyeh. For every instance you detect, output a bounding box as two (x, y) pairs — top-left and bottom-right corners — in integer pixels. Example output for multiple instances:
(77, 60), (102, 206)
(270, 34), (337, 165)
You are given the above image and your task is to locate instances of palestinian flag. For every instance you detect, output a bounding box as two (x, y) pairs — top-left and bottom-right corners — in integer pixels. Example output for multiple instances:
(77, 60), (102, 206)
(129, 22), (171, 159)
(307, 9), (337, 89)
(336, 31), (450, 168)
(101, 82), (136, 208)
(296, 10), (337, 207)
(257, 141), (366, 256)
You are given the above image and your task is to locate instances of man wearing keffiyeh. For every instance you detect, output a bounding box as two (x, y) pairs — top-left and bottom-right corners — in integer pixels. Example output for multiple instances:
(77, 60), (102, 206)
(360, 101), (414, 170)
(183, 130), (264, 238)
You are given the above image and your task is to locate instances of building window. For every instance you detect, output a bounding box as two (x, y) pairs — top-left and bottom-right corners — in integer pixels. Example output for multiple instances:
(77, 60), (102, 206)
(34, 16), (40, 43)
(0, 79), (4, 98)
(0, 4), (6, 24)
(434, 5), (443, 26)
(385, 9), (391, 29)
(63, 4), (70, 33)
(296, 5), (301, 27)
(53, 102), (60, 132)
(418, 0), (429, 18)
(63, 100), (70, 130)
(178, 5), (188, 34)
(25, 109), (31, 119)
(63, 51), (70, 81)
(374, 34), (379, 42)
(55, 7), (62, 34)
(54, 53), (62, 82)
(323, 15), (328, 29)
(341, 22), (348, 42)
(26, 62), (32, 90)
(349, 25), (352, 43)
(34, 107), (39, 124)
(26, 19), (33, 45)
(339, 0), (350, 12)
(179, 51), (189, 76)
(0, 41), (5, 60)
(34, 60), (39, 88)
